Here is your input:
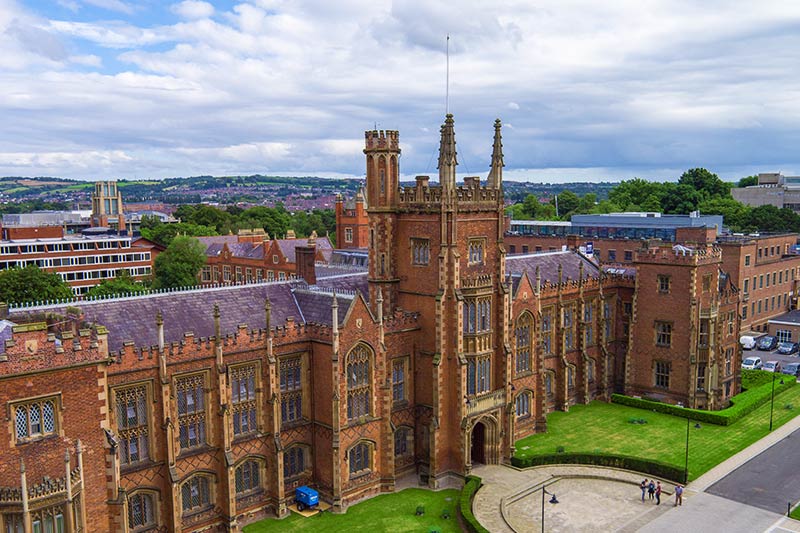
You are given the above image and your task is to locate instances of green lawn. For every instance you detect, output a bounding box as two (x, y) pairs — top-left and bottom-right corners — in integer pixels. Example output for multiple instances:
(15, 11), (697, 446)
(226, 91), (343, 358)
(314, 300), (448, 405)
(243, 488), (461, 533)
(515, 386), (800, 481)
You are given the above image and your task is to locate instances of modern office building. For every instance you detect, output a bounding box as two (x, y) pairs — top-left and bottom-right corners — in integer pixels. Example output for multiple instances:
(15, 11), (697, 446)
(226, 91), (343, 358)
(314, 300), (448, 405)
(732, 172), (800, 211)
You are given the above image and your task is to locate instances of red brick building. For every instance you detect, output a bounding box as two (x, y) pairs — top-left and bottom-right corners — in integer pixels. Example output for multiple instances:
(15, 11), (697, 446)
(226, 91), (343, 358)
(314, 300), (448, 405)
(0, 116), (742, 532)
(197, 230), (333, 285)
(335, 188), (368, 249)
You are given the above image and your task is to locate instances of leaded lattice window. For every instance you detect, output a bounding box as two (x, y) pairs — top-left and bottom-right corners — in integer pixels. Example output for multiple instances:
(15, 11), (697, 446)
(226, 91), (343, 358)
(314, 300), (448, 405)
(656, 322), (672, 347)
(411, 238), (430, 265)
(515, 314), (532, 374)
(515, 392), (531, 418)
(603, 301), (613, 341)
(235, 460), (261, 494)
(4, 513), (23, 533)
(181, 476), (211, 514)
(347, 345), (371, 420)
(115, 385), (149, 465)
(463, 297), (491, 333)
(128, 492), (156, 531)
(468, 239), (484, 264)
(655, 361), (670, 388)
(392, 360), (405, 403)
(467, 356), (491, 396)
(176, 374), (206, 450)
(231, 365), (257, 436)
(280, 357), (302, 425)
(394, 427), (411, 457)
(31, 506), (64, 533)
(284, 446), (306, 478)
(349, 442), (370, 476)
(14, 397), (57, 441)
(584, 304), (594, 346)
(542, 310), (553, 353)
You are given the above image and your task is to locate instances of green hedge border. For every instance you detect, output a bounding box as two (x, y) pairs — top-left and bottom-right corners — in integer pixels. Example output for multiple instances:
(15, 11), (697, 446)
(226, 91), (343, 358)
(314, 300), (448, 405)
(510, 452), (685, 483)
(611, 374), (796, 426)
(459, 475), (489, 533)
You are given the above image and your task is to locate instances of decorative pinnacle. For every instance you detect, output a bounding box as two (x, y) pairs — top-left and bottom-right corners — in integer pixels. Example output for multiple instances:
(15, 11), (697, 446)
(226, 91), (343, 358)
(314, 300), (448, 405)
(488, 118), (504, 188)
(437, 114), (457, 188)
(213, 303), (220, 318)
(156, 310), (163, 325)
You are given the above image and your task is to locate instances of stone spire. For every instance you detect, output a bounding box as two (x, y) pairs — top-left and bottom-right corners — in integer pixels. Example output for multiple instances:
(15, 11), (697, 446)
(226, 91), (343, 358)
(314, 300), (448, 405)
(487, 118), (504, 188)
(437, 114), (457, 191)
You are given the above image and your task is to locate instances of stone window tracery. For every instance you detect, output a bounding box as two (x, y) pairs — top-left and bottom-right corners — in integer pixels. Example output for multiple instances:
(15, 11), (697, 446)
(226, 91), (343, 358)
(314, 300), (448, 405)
(231, 364), (257, 436)
(347, 345), (371, 420)
(114, 385), (149, 465)
(176, 374), (206, 451)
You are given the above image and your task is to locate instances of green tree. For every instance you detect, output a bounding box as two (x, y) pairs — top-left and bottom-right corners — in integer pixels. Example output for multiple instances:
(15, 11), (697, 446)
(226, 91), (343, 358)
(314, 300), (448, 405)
(138, 214), (162, 231)
(552, 190), (580, 218)
(153, 236), (207, 289)
(607, 178), (666, 211)
(697, 197), (751, 231)
(661, 183), (704, 214)
(737, 175), (758, 188)
(576, 193), (597, 214)
(506, 204), (531, 220)
(140, 222), (218, 247)
(677, 168), (730, 200)
(85, 270), (149, 298)
(0, 265), (73, 305)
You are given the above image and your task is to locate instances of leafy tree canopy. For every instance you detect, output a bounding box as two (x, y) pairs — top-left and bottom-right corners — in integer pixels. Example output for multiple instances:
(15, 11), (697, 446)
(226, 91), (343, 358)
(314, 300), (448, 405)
(85, 270), (149, 299)
(0, 265), (73, 305)
(737, 175), (758, 188)
(140, 221), (218, 247)
(153, 236), (207, 289)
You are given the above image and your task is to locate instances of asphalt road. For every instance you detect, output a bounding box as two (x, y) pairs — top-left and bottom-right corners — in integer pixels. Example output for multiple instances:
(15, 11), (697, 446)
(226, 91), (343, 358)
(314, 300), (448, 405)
(707, 427), (800, 514)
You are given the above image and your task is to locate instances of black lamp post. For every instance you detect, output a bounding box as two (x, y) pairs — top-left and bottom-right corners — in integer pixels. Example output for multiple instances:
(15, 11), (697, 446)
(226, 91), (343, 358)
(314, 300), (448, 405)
(684, 418), (701, 484)
(541, 482), (559, 533)
(683, 417), (690, 484)
(769, 373), (785, 432)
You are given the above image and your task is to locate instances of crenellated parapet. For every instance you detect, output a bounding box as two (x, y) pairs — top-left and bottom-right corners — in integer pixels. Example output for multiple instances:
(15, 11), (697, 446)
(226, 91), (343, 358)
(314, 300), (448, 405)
(0, 466), (81, 504)
(384, 310), (420, 331)
(635, 244), (723, 265)
(0, 316), (109, 375)
(111, 318), (334, 370)
(364, 130), (400, 152)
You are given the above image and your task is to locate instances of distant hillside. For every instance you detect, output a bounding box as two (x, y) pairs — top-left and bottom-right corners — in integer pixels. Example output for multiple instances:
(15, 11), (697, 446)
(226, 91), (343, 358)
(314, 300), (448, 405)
(0, 174), (619, 207)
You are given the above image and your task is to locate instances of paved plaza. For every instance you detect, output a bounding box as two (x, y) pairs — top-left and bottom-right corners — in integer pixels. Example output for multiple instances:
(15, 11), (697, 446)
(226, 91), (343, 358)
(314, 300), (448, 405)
(472, 413), (800, 532)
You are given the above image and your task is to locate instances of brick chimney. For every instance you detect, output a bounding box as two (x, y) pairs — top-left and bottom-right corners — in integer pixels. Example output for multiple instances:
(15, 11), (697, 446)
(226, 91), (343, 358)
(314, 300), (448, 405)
(295, 244), (317, 285)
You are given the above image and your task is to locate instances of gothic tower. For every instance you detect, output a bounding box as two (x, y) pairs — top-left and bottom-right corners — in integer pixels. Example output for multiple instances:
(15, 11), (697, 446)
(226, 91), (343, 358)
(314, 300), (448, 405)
(365, 115), (509, 484)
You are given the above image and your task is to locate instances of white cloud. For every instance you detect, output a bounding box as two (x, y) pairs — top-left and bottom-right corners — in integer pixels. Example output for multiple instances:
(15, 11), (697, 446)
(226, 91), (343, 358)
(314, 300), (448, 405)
(171, 1), (214, 20)
(3, 0), (800, 180)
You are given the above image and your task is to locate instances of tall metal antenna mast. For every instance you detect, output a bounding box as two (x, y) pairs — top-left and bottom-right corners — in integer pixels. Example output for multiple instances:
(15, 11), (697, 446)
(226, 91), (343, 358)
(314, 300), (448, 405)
(445, 34), (450, 114)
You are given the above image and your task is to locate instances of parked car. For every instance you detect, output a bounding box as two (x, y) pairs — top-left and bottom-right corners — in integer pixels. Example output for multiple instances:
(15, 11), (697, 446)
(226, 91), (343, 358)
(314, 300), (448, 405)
(782, 362), (800, 377)
(742, 356), (763, 370)
(777, 342), (799, 355)
(763, 361), (782, 373)
(294, 485), (319, 512)
(757, 336), (778, 351)
(740, 335), (757, 350)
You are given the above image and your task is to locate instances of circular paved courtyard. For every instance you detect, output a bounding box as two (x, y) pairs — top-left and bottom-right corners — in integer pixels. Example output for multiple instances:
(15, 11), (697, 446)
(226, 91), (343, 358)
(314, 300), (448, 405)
(505, 477), (670, 532)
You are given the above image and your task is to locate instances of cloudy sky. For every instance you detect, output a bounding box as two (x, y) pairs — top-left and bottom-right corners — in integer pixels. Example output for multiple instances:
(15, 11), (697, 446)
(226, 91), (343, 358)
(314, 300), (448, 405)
(2, 0), (800, 182)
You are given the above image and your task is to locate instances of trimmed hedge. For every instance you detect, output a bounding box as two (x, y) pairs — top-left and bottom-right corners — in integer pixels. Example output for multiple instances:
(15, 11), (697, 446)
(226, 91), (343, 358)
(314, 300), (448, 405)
(510, 452), (685, 482)
(459, 475), (489, 533)
(612, 373), (796, 426)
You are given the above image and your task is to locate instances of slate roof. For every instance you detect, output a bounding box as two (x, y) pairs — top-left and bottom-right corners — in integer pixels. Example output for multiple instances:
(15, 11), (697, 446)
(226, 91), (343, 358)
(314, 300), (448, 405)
(198, 235), (333, 262)
(506, 251), (599, 283)
(9, 271), (364, 352)
(768, 310), (800, 325)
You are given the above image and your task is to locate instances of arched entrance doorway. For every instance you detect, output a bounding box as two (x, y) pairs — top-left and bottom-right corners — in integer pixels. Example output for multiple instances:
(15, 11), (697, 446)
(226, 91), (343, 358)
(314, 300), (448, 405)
(471, 421), (486, 464)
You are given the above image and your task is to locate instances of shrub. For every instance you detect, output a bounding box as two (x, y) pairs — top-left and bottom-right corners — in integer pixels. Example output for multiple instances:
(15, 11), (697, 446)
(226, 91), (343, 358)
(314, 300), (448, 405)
(611, 375), (796, 426)
(510, 452), (684, 482)
(459, 475), (489, 533)
(555, 446), (565, 453)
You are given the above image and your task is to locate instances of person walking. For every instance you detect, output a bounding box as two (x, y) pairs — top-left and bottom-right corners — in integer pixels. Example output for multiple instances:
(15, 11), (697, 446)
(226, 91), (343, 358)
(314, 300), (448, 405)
(655, 481), (662, 505)
(674, 484), (683, 506)
(648, 479), (655, 501)
(640, 479), (648, 502)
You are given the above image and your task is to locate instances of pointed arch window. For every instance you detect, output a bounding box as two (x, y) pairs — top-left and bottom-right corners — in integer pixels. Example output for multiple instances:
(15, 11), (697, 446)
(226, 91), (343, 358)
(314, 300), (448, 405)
(347, 345), (371, 420)
(515, 313), (532, 374)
